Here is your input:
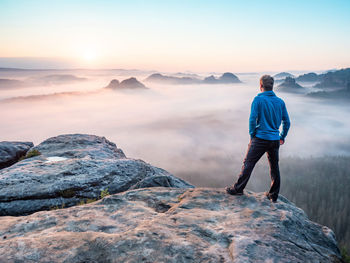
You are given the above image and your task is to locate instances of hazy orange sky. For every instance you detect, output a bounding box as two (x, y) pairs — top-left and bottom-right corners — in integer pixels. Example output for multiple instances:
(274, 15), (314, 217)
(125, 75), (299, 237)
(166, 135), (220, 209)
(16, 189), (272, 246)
(1, 0), (349, 72)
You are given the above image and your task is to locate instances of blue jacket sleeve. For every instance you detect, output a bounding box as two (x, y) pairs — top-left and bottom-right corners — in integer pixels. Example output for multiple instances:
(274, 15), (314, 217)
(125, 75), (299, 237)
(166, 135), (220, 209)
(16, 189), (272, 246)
(249, 98), (259, 138)
(280, 102), (291, 140)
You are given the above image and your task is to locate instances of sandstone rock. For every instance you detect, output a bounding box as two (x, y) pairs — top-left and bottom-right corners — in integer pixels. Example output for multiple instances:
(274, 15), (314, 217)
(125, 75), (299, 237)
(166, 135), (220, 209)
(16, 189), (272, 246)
(296, 72), (320, 82)
(145, 72), (241, 85)
(118, 77), (147, 89)
(277, 77), (305, 93)
(203, 73), (241, 84)
(104, 79), (120, 89)
(315, 68), (350, 89)
(203, 75), (217, 84)
(218, 72), (241, 83)
(104, 78), (147, 90)
(273, 72), (295, 80)
(0, 134), (193, 216)
(0, 141), (33, 169)
(145, 73), (201, 85)
(0, 188), (341, 262)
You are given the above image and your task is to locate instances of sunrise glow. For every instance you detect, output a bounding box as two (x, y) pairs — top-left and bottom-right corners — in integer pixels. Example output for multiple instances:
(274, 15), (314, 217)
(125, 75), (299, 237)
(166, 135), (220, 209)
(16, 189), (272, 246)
(0, 0), (349, 71)
(81, 48), (98, 63)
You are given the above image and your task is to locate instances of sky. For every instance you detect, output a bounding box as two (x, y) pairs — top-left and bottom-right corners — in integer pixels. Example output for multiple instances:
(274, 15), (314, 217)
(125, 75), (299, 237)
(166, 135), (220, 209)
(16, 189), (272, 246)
(0, 0), (349, 72)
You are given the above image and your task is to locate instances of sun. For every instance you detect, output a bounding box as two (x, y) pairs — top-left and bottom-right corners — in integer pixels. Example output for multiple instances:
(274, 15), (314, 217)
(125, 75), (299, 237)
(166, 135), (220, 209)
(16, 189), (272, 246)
(82, 48), (97, 63)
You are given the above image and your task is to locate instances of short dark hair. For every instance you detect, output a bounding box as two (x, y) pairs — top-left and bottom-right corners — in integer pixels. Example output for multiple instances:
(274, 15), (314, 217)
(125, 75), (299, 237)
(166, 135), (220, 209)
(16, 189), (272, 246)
(260, 75), (274, 91)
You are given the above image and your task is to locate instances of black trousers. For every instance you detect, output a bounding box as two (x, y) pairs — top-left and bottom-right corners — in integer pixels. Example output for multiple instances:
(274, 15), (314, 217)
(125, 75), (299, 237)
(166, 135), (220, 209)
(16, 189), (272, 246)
(234, 137), (280, 200)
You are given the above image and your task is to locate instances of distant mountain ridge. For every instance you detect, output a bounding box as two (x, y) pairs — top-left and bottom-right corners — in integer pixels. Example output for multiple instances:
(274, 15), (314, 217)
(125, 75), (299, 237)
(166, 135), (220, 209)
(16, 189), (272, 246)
(277, 77), (304, 93)
(0, 74), (87, 90)
(204, 72), (241, 84)
(145, 73), (201, 85)
(274, 72), (295, 79)
(274, 68), (350, 99)
(145, 72), (241, 85)
(278, 68), (350, 89)
(314, 68), (350, 89)
(104, 77), (148, 90)
(0, 76), (148, 102)
(296, 72), (320, 82)
(301, 68), (350, 100)
(0, 79), (26, 89)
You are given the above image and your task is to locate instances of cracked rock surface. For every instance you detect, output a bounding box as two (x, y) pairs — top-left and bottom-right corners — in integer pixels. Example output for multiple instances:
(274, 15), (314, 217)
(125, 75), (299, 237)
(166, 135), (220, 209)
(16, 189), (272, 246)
(0, 134), (193, 216)
(0, 188), (342, 263)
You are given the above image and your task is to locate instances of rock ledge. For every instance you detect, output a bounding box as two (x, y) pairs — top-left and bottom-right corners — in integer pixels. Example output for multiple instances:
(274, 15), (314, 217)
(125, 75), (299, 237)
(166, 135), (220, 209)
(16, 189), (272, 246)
(0, 188), (341, 263)
(0, 134), (193, 216)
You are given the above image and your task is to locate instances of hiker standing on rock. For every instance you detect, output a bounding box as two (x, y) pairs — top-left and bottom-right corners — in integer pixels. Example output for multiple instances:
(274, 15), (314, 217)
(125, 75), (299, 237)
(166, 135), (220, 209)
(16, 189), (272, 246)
(226, 75), (291, 202)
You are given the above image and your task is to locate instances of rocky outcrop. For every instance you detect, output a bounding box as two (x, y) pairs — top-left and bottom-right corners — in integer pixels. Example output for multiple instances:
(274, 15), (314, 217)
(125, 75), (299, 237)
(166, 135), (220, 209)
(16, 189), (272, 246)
(0, 188), (341, 262)
(173, 72), (201, 78)
(273, 72), (295, 80)
(217, 72), (241, 83)
(203, 75), (217, 84)
(146, 72), (241, 85)
(203, 72), (242, 84)
(296, 72), (320, 82)
(288, 69), (350, 99)
(145, 73), (201, 85)
(203, 73), (241, 84)
(104, 79), (120, 89)
(314, 68), (350, 89)
(105, 77), (147, 89)
(0, 134), (193, 216)
(277, 77), (305, 93)
(118, 77), (148, 89)
(0, 141), (33, 169)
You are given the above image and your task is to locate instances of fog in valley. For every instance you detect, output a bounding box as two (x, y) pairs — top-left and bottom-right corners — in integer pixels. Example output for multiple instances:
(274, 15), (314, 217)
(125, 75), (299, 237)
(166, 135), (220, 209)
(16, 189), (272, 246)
(1, 69), (350, 187)
(1, 68), (350, 248)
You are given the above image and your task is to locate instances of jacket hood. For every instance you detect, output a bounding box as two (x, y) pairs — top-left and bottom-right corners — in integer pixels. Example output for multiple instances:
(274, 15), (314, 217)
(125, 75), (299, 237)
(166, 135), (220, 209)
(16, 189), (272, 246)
(258, 91), (276, 97)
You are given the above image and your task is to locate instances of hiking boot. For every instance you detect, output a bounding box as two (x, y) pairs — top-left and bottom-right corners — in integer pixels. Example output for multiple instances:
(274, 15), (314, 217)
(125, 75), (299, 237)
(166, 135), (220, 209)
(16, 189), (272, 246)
(265, 192), (277, 203)
(225, 186), (243, 196)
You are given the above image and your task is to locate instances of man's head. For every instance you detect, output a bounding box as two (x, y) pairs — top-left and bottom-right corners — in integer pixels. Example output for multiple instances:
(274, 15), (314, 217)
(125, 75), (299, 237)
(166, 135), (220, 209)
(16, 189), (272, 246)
(260, 75), (274, 91)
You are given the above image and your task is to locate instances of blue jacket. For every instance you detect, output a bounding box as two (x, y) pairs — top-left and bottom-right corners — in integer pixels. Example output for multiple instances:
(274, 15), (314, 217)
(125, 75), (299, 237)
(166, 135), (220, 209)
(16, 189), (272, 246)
(249, 91), (290, 141)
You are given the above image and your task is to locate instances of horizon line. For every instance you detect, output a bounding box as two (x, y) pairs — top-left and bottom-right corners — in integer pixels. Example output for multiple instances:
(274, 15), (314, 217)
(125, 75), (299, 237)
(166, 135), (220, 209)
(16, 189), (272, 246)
(0, 66), (343, 75)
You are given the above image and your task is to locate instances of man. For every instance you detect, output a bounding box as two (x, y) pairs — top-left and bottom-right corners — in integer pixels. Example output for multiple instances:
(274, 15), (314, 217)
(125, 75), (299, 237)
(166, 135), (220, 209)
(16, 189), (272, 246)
(226, 75), (290, 202)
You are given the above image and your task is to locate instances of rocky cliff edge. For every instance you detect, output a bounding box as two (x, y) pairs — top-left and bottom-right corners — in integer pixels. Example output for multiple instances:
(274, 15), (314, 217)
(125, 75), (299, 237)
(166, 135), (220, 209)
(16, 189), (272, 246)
(0, 187), (342, 263)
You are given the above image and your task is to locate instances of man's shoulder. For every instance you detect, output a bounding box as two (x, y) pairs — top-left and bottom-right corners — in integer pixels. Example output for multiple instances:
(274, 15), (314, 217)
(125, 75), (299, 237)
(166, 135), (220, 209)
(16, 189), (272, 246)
(256, 94), (286, 107)
(253, 96), (262, 102)
(276, 96), (286, 105)
(272, 94), (286, 105)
